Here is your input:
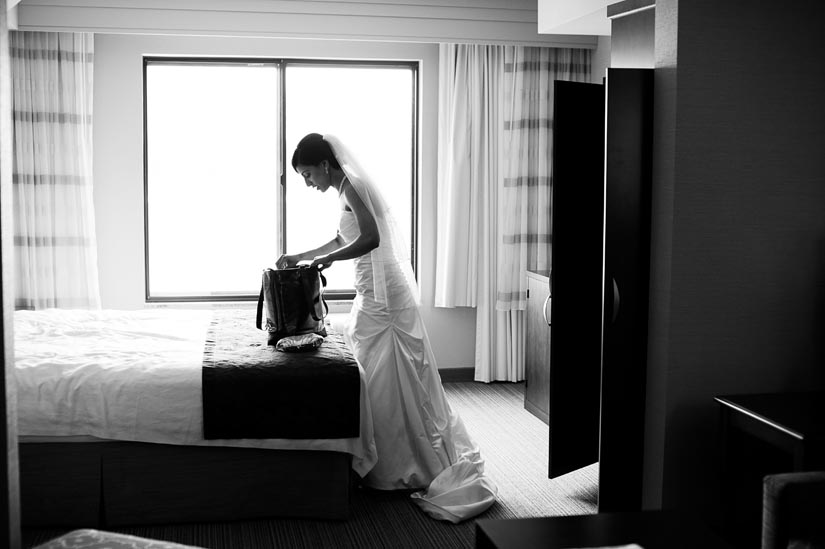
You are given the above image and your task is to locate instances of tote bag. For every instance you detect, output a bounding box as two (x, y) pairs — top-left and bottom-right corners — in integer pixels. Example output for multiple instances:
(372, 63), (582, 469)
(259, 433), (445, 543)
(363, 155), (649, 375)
(256, 266), (328, 345)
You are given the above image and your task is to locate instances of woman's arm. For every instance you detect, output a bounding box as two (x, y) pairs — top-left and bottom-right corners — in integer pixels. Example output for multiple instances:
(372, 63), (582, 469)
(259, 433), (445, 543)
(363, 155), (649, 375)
(309, 181), (380, 269)
(277, 234), (344, 269)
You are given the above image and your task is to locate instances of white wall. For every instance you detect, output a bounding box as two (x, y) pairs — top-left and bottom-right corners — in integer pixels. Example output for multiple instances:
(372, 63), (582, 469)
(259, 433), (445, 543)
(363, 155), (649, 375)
(591, 35), (611, 83)
(93, 33), (478, 370)
(609, 8), (654, 69)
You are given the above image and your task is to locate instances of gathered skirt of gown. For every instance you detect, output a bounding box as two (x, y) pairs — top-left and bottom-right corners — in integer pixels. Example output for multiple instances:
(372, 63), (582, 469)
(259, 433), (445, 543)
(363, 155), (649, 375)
(339, 212), (497, 523)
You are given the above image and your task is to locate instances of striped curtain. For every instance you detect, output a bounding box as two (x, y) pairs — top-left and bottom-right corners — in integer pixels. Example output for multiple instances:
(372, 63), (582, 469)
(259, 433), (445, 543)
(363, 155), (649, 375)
(11, 32), (100, 310)
(436, 44), (590, 382)
(498, 47), (591, 311)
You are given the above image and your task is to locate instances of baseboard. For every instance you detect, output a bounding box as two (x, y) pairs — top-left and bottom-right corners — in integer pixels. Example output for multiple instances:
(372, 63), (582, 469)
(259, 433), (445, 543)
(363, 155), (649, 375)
(524, 400), (550, 425)
(439, 367), (475, 383)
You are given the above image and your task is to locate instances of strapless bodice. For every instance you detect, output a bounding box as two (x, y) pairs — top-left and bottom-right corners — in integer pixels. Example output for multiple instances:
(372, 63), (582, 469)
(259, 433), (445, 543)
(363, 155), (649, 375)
(338, 210), (414, 306)
(338, 210), (360, 243)
(339, 210), (373, 296)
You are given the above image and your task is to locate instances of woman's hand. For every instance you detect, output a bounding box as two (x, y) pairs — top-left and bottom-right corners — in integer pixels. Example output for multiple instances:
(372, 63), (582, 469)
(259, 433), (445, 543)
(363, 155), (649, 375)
(276, 254), (301, 269)
(308, 254), (334, 271)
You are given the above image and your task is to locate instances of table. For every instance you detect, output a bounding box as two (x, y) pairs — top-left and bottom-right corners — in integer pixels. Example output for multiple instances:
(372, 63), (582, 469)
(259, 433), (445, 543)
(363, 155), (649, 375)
(715, 392), (825, 547)
(476, 511), (732, 549)
(715, 392), (825, 470)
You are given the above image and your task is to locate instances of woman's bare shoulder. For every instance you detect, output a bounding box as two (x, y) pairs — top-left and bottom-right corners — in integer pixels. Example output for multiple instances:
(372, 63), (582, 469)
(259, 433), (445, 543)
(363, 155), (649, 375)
(341, 178), (370, 213)
(339, 179), (354, 211)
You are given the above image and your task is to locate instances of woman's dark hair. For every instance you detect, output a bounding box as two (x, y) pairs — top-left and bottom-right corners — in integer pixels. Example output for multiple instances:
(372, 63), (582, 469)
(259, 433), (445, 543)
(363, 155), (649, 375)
(291, 133), (341, 172)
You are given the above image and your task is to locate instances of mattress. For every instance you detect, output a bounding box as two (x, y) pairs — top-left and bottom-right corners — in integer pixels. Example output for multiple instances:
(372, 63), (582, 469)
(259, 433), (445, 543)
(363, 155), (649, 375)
(14, 307), (377, 477)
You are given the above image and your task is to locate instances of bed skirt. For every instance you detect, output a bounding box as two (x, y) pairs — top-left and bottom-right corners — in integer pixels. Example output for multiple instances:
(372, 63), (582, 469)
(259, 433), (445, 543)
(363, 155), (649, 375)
(20, 441), (353, 527)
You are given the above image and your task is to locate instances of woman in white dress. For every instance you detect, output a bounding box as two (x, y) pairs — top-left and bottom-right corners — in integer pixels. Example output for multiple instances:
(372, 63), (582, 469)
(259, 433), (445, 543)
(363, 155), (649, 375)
(277, 133), (496, 523)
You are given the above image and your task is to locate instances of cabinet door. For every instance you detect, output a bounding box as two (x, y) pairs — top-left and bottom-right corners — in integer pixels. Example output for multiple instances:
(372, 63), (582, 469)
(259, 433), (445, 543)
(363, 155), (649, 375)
(525, 275), (550, 424)
(547, 80), (605, 479)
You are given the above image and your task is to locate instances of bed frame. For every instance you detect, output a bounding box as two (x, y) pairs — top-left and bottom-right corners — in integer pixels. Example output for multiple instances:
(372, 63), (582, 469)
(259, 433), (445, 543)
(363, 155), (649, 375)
(20, 441), (353, 527)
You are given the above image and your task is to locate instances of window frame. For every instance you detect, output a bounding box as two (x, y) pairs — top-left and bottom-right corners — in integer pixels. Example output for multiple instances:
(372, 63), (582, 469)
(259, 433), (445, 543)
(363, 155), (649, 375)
(142, 56), (419, 303)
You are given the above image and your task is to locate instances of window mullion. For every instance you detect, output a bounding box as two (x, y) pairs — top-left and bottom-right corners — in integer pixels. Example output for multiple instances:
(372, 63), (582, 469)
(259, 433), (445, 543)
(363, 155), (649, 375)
(278, 60), (287, 258)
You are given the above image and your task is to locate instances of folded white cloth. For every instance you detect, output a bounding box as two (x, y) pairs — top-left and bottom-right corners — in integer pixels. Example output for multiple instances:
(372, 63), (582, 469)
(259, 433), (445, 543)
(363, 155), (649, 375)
(275, 332), (325, 352)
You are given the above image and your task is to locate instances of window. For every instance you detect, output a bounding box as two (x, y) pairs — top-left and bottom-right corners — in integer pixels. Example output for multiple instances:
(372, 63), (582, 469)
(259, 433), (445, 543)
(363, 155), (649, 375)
(144, 58), (417, 301)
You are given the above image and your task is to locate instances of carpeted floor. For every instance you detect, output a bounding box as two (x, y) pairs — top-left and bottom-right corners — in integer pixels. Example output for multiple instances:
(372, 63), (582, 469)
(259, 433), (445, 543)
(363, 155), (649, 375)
(447, 382), (599, 519)
(23, 381), (598, 549)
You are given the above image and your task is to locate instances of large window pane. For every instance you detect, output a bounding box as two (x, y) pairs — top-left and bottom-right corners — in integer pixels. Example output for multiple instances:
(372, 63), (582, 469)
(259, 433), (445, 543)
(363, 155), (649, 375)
(145, 63), (280, 298)
(145, 59), (416, 301)
(285, 65), (414, 293)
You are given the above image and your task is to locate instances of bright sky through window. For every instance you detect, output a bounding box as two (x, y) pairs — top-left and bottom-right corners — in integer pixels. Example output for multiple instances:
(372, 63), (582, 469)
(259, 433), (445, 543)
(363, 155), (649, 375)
(146, 63), (280, 297)
(285, 65), (414, 293)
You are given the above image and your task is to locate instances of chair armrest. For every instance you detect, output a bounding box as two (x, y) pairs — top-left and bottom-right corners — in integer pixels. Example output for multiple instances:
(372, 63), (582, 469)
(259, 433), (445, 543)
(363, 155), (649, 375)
(762, 471), (825, 549)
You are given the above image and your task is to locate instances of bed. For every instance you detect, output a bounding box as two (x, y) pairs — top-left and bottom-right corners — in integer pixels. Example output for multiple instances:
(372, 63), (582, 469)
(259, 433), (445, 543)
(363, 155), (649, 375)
(14, 307), (376, 527)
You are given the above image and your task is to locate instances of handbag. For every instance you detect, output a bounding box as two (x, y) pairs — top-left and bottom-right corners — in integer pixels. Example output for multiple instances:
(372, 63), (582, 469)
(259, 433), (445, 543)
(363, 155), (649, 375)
(256, 266), (328, 345)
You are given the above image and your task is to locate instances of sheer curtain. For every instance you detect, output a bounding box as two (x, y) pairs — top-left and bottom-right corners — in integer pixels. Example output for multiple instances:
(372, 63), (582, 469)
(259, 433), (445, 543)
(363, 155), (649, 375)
(435, 44), (504, 309)
(11, 31), (99, 310)
(436, 43), (590, 382)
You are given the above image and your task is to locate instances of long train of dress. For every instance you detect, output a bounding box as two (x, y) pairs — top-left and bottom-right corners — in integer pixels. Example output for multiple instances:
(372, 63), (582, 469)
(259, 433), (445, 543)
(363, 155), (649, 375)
(340, 211), (497, 523)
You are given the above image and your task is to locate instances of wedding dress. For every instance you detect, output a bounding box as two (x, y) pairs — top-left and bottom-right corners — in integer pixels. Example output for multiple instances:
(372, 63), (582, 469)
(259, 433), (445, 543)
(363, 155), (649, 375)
(326, 135), (497, 523)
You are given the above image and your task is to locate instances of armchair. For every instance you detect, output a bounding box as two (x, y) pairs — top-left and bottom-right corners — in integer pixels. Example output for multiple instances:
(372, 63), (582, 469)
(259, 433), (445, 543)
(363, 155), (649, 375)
(762, 471), (825, 549)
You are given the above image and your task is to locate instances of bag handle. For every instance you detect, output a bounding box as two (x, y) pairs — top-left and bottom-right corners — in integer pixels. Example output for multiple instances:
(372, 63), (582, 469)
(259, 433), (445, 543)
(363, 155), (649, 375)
(255, 286), (264, 330)
(255, 271), (268, 330)
(301, 267), (328, 322)
(317, 271), (329, 320)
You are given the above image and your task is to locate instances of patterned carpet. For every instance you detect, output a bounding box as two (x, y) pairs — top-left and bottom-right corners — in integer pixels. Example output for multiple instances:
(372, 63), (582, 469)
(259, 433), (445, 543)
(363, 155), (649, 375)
(447, 382), (599, 519)
(23, 381), (598, 549)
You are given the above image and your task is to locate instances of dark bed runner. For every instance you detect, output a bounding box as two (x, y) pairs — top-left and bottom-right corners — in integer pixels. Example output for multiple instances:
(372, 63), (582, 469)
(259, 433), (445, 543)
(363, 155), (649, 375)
(202, 308), (360, 440)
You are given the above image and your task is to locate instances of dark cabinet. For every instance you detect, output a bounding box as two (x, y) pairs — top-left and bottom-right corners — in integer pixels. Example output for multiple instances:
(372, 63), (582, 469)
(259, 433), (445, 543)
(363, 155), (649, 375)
(524, 270), (551, 424)
(598, 68), (653, 512)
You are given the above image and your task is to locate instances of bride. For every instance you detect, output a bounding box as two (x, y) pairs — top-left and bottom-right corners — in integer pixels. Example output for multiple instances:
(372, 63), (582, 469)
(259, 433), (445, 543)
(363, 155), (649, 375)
(277, 133), (497, 523)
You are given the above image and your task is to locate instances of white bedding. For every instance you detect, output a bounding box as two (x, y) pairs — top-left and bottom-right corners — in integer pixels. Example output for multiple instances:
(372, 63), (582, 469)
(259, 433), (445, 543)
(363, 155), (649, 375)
(14, 308), (377, 476)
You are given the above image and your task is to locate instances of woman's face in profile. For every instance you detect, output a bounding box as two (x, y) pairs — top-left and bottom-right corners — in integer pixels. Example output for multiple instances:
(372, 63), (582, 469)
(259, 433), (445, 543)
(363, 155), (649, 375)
(296, 163), (331, 192)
